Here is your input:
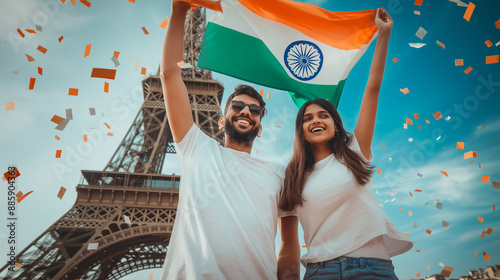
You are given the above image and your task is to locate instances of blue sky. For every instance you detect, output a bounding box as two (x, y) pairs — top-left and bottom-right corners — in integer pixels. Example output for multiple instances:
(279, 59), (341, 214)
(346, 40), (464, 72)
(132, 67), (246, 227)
(0, 0), (499, 279)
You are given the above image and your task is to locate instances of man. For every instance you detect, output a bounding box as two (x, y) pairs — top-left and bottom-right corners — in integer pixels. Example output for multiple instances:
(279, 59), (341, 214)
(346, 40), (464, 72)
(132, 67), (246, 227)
(159, 1), (299, 279)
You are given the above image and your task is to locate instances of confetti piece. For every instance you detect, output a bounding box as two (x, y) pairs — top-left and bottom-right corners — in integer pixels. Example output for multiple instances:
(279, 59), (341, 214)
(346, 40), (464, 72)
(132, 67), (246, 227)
(414, 113), (419, 119)
(436, 135), (441, 141)
(89, 108), (96, 115)
(104, 82), (109, 93)
(70, 0), (76, 5)
(104, 122), (111, 129)
(474, 250), (478, 260)
(382, 145), (386, 149)
(455, 59), (464, 66)
(142, 27), (149, 35)
(464, 151), (477, 159)
(112, 51), (120, 59)
(57, 187), (66, 199)
(496, 19), (500, 29)
(15, 263), (21, 268)
(436, 40), (445, 49)
(414, 223), (417, 228)
(17, 28), (25, 38)
(37, 45), (47, 54)
(25, 54), (35, 62)
(58, 36), (64, 42)
(492, 181), (500, 189)
(392, 57), (398, 63)
(481, 231), (486, 239)
(91, 68), (117, 80)
(415, 189), (422, 192)
(80, 0), (91, 8)
(87, 243), (98, 250)
(68, 88), (79, 96)
(463, 2), (475, 21)
(84, 44), (91, 57)
(485, 40), (493, 47)
(482, 176), (490, 182)
(464, 66), (473, 74)
(442, 220), (449, 227)
(17, 191), (33, 203)
(409, 43), (426, 48)
(51, 115), (64, 124)
(29, 77), (36, 90)
(445, 116), (450, 121)
(55, 135), (60, 141)
(141, 67), (147, 75)
(414, 10), (420, 15)
(124, 215), (131, 224)
(417, 173), (423, 177)
(441, 266), (454, 277)
(377, 169), (381, 174)
(414, 0), (423, 6)
(3, 167), (21, 182)
(486, 227), (493, 235)
(494, 204), (496, 210)
(55, 119), (69, 131)
(483, 252), (489, 261)
(449, 0), (468, 6)
(149, 273), (153, 280)
(134, 61), (140, 71)
(433, 111), (443, 120)
(5, 102), (15, 111)
(13, 70), (19, 74)
(405, 117), (413, 125)
(426, 229), (432, 235)
(160, 16), (169, 28)
(400, 88), (410, 94)
(111, 56), (120, 67)
(478, 216), (484, 222)
(409, 191), (413, 197)
(426, 119), (430, 124)
(456, 142), (464, 149)
(38, 67), (43, 75)
(36, 24), (42, 32)
(66, 109), (73, 120)
(416, 273), (421, 278)
(440, 171), (448, 177)
(266, 93), (271, 99)
(436, 202), (443, 209)
(302, 245), (307, 248)
(389, 157), (392, 162)
(486, 55), (499, 64)
(477, 125), (484, 130)
(56, 150), (62, 158)
(107, 132), (114, 137)
(83, 134), (88, 143)
(177, 61), (185, 67)
(415, 27), (427, 39)
(408, 211), (412, 216)
(405, 232), (410, 236)
(408, 137), (413, 142)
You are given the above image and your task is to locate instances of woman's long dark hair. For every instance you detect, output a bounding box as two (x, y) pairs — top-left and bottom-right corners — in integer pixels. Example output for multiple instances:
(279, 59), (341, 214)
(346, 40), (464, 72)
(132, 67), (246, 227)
(279, 99), (374, 212)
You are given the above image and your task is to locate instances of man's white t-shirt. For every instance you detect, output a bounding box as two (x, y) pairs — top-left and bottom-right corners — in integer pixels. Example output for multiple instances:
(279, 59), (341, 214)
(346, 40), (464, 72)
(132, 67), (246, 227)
(160, 124), (292, 280)
(297, 135), (412, 266)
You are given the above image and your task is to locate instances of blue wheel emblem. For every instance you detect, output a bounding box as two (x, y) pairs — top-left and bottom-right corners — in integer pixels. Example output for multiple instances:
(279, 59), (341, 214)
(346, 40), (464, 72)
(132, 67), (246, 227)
(284, 40), (323, 81)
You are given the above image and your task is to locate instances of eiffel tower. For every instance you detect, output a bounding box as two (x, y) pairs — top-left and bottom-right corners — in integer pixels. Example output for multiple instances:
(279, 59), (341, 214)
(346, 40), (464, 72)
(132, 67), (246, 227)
(0, 8), (224, 280)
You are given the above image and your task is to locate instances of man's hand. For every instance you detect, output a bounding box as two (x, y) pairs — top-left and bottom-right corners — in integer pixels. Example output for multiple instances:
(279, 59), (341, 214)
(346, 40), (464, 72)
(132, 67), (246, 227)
(172, 0), (191, 10)
(375, 8), (393, 34)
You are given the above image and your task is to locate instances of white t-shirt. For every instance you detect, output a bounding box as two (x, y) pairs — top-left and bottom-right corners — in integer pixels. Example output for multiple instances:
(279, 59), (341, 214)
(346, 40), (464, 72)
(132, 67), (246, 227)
(297, 135), (412, 266)
(160, 124), (293, 280)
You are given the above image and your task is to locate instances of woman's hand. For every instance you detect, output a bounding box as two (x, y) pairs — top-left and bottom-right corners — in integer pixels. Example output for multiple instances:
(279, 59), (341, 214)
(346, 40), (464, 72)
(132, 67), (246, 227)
(375, 8), (393, 34)
(172, 0), (191, 11)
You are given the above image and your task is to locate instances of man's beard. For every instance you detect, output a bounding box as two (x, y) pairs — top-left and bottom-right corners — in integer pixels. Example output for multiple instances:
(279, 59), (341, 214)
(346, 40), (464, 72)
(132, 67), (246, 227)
(224, 117), (260, 143)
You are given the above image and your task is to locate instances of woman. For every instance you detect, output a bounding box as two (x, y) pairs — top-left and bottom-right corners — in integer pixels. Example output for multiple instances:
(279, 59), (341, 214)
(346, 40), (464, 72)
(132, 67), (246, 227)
(279, 8), (412, 280)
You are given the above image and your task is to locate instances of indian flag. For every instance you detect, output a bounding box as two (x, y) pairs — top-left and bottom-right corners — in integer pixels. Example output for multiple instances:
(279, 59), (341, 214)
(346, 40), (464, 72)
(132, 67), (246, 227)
(186, 0), (378, 108)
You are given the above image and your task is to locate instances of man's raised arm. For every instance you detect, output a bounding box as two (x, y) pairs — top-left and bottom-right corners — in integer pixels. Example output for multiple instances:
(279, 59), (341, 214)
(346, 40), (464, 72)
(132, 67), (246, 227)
(159, 1), (194, 143)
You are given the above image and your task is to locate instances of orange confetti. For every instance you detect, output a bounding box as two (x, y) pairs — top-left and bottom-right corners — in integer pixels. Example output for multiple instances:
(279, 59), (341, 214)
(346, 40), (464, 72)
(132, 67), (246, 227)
(494, 205), (496, 211)
(486, 228), (493, 235)
(57, 186), (67, 199)
(478, 216), (484, 223)
(456, 142), (464, 149)
(409, 191), (413, 197)
(80, 0), (91, 8)
(377, 169), (381, 174)
(55, 135), (60, 141)
(414, 113), (419, 119)
(15, 263), (21, 268)
(485, 40), (493, 47)
(464, 66), (473, 74)
(29, 77), (36, 90)
(302, 245), (307, 248)
(38, 67), (43, 75)
(141, 67), (147, 75)
(104, 122), (111, 129)
(68, 88), (79, 96)
(51, 115), (64, 124)
(483, 252), (489, 261)
(25, 53), (35, 62)
(83, 135), (88, 142)
(107, 132), (114, 137)
(134, 61), (140, 71)
(25, 29), (36, 34)
(400, 88), (410, 94)
(464, 151), (477, 159)
(382, 145), (385, 149)
(160, 16), (169, 28)
(486, 55), (499, 64)
(405, 117), (413, 125)
(266, 93), (271, 99)
(414, 10), (420, 15)
(463, 2), (475, 21)
(56, 150), (62, 158)
(177, 61), (185, 67)
(84, 44), (92, 57)
(276, 125), (282, 128)
(436, 40), (445, 49)
(482, 176), (490, 182)
(416, 273), (421, 278)
(440, 171), (448, 177)
(416, 250), (420, 252)
(400, 208), (402, 212)
(392, 57), (398, 63)
(104, 82), (109, 93)
(425, 119), (430, 124)
(58, 36), (64, 42)
(142, 27), (149, 35)
(418, 125), (422, 130)
(408, 211), (413, 216)
(496, 19), (500, 29)
(37, 45), (47, 54)
(17, 28), (25, 38)
(415, 189), (422, 192)
(433, 111), (443, 120)
(405, 232), (410, 237)
(17, 191), (33, 203)
(3, 167), (21, 182)
(259, 89), (265, 96)
(426, 229), (432, 235)
(414, 0), (422, 6)
(5, 102), (15, 111)
(113, 51), (120, 59)
(91, 68), (117, 80)
(424, 202), (428, 206)
(474, 250), (478, 260)
(70, 0), (76, 5)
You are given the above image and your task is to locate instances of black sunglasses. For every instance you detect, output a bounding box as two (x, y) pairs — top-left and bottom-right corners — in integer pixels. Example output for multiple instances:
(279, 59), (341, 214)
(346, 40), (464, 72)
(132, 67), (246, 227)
(231, 101), (263, 117)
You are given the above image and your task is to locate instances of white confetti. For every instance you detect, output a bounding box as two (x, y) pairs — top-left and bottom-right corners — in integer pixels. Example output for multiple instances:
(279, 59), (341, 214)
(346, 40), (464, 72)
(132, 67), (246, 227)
(415, 27), (427, 40)
(404, 123), (408, 129)
(87, 243), (99, 250)
(439, 262), (445, 267)
(448, 0), (468, 7)
(409, 43), (426, 48)
(390, 189), (397, 196)
(408, 137), (414, 142)
(389, 157), (392, 162)
(477, 125), (485, 130)
(124, 215), (131, 225)
(445, 116), (451, 121)
(436, 136), (441, 140)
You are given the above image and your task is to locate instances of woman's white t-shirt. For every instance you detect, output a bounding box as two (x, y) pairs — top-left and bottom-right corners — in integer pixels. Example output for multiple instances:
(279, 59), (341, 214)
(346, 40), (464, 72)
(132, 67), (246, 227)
(297, 135), (412, 266)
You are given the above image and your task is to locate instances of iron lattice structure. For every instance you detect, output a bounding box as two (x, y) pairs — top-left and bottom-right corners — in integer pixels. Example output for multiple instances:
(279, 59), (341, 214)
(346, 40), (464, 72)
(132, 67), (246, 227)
(0, 8), (224, 280)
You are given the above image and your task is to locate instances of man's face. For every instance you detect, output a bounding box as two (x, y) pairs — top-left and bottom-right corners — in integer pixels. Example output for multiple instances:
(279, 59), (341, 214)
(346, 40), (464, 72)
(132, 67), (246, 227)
(219, 94), (262, 142)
